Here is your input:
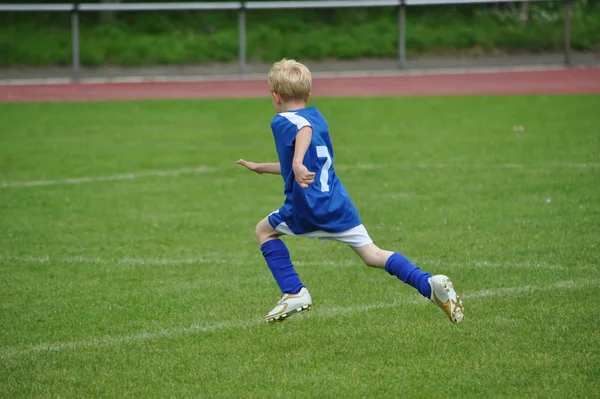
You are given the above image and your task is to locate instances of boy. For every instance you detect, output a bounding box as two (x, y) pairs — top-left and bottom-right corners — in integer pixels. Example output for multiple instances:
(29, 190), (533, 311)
(237, 59), (464, 324)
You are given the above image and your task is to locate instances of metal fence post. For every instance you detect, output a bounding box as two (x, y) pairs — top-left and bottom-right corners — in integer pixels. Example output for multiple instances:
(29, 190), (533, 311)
(564, 0), (572, 67)
(398, 0), (406, 69)
(239, 2), (247, 74)
(71, 2), (80, 81)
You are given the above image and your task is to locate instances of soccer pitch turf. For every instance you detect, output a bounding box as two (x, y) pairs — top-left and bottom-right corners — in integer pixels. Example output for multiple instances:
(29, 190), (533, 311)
(1, 95), (599, 397)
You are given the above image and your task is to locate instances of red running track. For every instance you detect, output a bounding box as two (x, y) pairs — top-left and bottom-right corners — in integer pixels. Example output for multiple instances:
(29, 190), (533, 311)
(1, 68), (599, 102)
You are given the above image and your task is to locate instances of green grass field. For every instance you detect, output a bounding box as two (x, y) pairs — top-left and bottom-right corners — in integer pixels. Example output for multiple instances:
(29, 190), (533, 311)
(1, 94), (599, 397)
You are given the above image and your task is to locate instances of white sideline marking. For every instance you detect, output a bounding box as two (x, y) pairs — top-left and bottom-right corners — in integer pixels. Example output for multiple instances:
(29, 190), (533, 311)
(419, 259), (597, 272)
(1, 255), (227, 266)
(0, 255), (357, 268)
(1, 162), (597, 189)
(0, 279), (594, 360)
(335, 162), (600, 171)
(0, 166), (216, 188)
(1, 255), (596, 272)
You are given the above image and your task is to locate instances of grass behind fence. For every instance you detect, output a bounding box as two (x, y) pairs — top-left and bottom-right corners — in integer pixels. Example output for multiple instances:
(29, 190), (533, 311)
(0, 3), (599, 67)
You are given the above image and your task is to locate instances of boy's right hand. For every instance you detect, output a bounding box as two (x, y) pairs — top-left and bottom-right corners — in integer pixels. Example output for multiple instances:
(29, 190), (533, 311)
(292, 163), (315, 189)
(237, 159), (263, 174)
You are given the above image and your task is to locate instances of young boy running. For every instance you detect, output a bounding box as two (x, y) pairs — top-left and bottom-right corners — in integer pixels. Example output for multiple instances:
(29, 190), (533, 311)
(237, 59), (464, 324)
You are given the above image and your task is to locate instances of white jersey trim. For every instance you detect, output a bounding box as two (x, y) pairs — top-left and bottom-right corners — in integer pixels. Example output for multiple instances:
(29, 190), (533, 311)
(279, 112), (312, 131)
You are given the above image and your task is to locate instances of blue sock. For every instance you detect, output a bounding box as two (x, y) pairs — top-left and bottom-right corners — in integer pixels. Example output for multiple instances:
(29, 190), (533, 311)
(385, 252), (432, 298)
(260, 239), (303, 294)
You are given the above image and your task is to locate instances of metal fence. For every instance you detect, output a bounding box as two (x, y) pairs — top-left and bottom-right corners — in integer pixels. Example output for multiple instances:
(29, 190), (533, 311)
(0, 0), (572, 79)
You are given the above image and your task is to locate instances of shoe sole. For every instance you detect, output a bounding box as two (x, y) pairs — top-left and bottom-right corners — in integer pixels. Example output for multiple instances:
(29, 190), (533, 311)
(265, 304), (312, 323)
(440, 277), (464, 324)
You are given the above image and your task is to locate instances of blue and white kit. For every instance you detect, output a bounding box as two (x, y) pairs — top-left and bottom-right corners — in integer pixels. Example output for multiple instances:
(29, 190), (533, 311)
(267, 106), (372, 247)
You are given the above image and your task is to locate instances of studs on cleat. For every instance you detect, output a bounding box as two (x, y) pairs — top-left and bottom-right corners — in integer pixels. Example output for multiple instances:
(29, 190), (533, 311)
(264, 287), (313, 323)
(265, 305), (311, 323)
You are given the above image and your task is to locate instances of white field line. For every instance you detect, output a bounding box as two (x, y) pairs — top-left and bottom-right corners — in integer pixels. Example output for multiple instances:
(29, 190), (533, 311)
(1, 162), (598, 190)
(0, 166), (216, 188)
(0, 279), (595, 360)
(418, 259), (598, 272)
(335, 162), (600, 171)
(0, 255), (596, 272)
(0, 255), (357, 268)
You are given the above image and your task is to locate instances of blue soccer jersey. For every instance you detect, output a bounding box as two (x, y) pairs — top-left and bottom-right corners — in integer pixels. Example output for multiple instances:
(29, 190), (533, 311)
(268, 106), (362, 235)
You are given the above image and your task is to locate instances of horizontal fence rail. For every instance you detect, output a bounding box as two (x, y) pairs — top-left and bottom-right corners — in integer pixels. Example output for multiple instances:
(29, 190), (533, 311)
(80, 3), (242, 11)
(0, 0), (554, 11)
(245, 1), (400, 9)
(0, 3), (74, 11)
(0, 0), (570, 80)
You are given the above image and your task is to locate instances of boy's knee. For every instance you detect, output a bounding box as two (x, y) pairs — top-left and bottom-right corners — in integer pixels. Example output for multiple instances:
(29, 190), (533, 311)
(356, 246), (376, 267)
(354, 244), (391, 269)
(362, 254), (380, 268)
(255, 220), (277, 245)
(255, 222), (266, 242)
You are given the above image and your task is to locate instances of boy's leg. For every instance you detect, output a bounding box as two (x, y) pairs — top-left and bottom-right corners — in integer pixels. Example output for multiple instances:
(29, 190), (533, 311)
(256, 216), (303, 295)
(351, 243), (464, 324)
(351, 243), (432, 298)
(298, 225), (432, 298)
(256, 216), (312, 322)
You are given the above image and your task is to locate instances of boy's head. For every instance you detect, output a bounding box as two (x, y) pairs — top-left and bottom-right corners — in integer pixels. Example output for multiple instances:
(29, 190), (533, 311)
(268, 58), (312, 112)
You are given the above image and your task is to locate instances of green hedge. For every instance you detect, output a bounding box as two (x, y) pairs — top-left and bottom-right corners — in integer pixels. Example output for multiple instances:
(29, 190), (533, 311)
(0, 2), (598, 67)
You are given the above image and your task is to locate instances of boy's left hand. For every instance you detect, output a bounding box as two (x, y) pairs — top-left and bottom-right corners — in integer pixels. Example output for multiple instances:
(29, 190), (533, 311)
(292, 163), (315, 189)
(237, 159), (263, 174)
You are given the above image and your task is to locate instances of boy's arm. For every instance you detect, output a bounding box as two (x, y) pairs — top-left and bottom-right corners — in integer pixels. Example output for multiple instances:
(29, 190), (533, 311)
(237, 159), (281, 175)
(292, 126), (316, 189)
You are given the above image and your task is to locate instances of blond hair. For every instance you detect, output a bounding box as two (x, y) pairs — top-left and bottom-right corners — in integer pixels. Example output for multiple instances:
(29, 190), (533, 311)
(268, 58), (312, 102)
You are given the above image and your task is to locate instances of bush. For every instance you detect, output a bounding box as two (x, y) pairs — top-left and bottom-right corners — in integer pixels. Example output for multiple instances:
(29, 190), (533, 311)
(0, 3), (598, 67)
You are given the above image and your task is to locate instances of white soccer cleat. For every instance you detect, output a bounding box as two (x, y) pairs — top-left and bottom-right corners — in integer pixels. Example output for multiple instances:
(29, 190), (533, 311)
(429, 275), (464, 324)
(265, 287), (312, 323)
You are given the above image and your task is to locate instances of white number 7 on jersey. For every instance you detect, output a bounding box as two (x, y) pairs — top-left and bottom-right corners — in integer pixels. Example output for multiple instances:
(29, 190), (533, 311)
(316, 146), (331, 192)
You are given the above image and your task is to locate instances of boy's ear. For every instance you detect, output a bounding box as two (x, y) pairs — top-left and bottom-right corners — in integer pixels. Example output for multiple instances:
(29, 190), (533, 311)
(272, 92), (281, 104)
(305, 93), (312, 103)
